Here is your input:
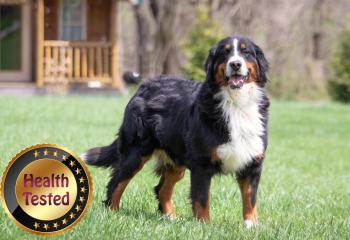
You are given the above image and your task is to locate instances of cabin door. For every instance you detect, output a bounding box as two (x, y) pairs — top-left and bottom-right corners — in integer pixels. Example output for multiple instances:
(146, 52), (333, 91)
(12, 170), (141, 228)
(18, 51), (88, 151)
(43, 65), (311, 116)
(0, 1), (31, 82)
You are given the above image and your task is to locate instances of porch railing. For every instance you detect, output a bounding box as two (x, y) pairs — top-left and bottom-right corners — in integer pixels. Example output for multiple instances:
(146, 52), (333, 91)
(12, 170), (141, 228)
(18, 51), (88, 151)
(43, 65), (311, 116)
(43, 40), (113, 83)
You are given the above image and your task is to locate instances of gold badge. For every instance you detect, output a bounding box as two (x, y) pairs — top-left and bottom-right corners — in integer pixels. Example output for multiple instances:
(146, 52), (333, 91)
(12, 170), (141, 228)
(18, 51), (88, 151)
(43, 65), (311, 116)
(0, 144), (93, 236)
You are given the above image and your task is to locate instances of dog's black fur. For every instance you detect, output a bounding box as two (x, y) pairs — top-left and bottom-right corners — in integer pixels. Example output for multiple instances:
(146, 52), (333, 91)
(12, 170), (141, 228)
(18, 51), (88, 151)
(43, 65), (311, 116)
(84, 36), (269, 224)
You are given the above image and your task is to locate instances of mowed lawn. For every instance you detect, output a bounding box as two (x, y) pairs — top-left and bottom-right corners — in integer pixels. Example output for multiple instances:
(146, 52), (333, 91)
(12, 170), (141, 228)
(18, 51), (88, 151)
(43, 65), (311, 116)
(0, 95), (350, 240)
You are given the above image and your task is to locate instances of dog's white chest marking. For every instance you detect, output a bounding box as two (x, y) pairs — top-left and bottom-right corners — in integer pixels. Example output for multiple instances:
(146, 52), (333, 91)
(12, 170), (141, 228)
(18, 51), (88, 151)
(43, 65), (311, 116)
(216, 83), (264, 173)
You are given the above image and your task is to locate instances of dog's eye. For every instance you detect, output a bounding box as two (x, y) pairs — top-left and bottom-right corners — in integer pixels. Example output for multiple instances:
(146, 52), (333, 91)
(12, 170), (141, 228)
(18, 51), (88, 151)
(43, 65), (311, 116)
(224, 47), (231, 54)
(242, 49), (250, 55)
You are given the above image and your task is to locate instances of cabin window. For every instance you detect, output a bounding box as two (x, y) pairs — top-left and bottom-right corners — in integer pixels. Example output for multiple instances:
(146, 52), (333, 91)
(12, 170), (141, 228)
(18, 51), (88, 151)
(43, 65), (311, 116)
(59, 0), (86, 41)
(0, 5), (22, 70)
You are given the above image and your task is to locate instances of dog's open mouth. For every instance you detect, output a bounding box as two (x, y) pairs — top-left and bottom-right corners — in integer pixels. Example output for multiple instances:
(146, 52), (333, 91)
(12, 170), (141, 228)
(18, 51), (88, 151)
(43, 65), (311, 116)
(227, 74), (249, 89)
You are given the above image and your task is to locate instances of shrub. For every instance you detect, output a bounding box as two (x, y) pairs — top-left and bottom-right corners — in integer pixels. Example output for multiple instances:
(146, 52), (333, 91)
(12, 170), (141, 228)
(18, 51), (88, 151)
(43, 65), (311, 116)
(329, 20), (350, 102)
(182, 7), (224, 81)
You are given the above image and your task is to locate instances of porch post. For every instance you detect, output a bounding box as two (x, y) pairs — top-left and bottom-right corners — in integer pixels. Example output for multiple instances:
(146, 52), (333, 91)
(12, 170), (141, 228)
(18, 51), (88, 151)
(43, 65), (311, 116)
(110, 0), (124, 89)
(36, 0), (44, 87)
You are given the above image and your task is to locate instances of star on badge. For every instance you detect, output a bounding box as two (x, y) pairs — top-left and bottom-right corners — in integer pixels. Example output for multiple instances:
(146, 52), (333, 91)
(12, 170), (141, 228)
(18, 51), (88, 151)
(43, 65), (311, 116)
(79, 177), (85, 183)
(69, 212), (75, 219)
(34, 151), (40, 157)
(75, 205), (81, 212)
(53, 222), (59, 229)
(43, 223), (49, 230)
(75, 168), (81, 175)
(33, 222), (40, 229)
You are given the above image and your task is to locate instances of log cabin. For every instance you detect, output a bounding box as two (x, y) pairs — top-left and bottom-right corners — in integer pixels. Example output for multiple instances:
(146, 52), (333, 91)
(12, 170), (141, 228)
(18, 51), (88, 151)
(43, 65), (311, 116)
(0, 0), (124, 90)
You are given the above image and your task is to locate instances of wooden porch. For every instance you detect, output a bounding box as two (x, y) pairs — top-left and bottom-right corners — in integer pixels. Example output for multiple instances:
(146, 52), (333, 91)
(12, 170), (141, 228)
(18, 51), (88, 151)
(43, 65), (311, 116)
(35, 0), (123, 89)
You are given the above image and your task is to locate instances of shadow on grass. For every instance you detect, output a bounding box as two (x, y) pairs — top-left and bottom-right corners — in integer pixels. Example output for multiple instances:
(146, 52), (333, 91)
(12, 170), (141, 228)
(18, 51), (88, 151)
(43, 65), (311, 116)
(114, 208), (195, 224)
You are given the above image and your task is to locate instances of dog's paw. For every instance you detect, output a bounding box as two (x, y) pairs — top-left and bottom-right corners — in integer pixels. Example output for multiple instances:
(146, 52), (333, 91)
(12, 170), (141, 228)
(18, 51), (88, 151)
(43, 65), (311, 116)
(244, 220), (258, 229)
(162, 213), (176, 221)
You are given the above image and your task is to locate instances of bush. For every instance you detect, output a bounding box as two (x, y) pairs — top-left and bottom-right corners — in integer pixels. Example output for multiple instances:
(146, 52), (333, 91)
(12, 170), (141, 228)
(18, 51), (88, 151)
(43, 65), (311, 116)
(329, 20), (350, 102)
(182, 7), (223, 81)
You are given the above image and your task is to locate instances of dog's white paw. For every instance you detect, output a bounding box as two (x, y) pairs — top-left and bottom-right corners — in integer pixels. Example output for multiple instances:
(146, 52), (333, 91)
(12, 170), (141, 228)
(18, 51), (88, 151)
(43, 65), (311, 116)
(244, 220), (257, 229)
(162, 214), (176, 221)
(166, 214), (177, 221)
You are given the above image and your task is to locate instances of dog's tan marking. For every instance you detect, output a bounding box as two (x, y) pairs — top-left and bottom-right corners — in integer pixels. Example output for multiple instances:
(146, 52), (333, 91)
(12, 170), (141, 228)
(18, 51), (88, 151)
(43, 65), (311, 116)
(158, 167), (185, 217)
(215, 63), (227, 87)
(211, 147), (220, 163)
(246, 61), (258, 83)
(193, 201), (210, 223)
(111, 179), (130, 210)
(238, 177), (258, 223)
(240, 43), (246, 49)
(110, 156), (151, 210)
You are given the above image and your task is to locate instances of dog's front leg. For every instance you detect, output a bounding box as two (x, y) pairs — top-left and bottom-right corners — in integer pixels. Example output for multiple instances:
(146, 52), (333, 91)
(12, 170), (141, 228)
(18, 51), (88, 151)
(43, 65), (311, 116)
(236, 162), (262, 228)
(190, 166), (213, 223)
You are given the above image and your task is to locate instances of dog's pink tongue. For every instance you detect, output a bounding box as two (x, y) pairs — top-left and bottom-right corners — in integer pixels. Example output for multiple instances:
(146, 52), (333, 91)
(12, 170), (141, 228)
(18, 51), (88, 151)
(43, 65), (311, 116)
(228, 76), (244, 89)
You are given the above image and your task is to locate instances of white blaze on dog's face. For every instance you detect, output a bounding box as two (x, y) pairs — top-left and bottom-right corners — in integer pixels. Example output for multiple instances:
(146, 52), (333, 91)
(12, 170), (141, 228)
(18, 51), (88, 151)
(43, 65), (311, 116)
(225, 38), (249, 89)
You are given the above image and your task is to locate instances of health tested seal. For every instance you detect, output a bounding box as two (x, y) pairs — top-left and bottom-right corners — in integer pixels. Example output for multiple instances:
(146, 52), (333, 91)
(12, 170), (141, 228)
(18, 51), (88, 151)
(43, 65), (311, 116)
(0, 144), (93, 236)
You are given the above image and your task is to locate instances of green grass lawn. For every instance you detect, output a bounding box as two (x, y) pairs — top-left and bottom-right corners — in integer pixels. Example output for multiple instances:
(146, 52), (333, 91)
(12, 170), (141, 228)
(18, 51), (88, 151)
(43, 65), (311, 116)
(0, 95), (350, 239)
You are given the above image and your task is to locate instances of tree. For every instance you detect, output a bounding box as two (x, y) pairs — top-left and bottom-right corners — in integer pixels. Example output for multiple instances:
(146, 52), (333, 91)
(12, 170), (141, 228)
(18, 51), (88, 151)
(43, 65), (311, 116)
(129, 0), (198, 78)
(329, 20), (350, 102)
(182, 6), (223, 81)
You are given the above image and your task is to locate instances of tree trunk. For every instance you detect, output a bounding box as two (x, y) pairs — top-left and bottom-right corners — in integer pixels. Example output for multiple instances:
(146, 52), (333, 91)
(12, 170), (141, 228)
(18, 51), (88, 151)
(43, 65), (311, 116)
(130, 0), (194, 78)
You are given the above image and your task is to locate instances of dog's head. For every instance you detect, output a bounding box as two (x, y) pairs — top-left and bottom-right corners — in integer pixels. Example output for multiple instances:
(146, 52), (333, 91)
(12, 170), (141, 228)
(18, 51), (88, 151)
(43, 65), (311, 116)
(205, 36), (269, 89)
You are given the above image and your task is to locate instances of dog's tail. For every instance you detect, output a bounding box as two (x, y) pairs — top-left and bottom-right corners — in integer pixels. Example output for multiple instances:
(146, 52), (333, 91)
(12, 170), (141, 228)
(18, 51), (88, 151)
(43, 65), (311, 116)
(80, 139), (120, 168)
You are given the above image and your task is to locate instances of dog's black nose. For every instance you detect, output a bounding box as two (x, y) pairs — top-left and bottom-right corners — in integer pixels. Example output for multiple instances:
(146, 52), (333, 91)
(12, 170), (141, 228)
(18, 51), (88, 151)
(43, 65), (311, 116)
(229, 61), (242, 70)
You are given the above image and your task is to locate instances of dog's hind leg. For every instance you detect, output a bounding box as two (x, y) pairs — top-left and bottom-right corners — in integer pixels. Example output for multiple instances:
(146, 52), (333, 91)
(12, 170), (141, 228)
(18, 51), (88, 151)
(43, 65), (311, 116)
(105, 146), (151, 210)
(154, 164), (185, 218)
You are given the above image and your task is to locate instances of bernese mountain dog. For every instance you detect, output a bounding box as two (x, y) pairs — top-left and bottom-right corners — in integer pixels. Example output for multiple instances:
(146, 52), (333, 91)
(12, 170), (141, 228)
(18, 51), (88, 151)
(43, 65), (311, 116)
(82, 36), (269, 228)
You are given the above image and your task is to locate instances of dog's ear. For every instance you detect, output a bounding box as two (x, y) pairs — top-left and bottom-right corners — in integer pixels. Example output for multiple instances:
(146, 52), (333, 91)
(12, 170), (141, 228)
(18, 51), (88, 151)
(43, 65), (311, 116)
(253, 43), (269, 82)
(204, 44), (217, 78)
